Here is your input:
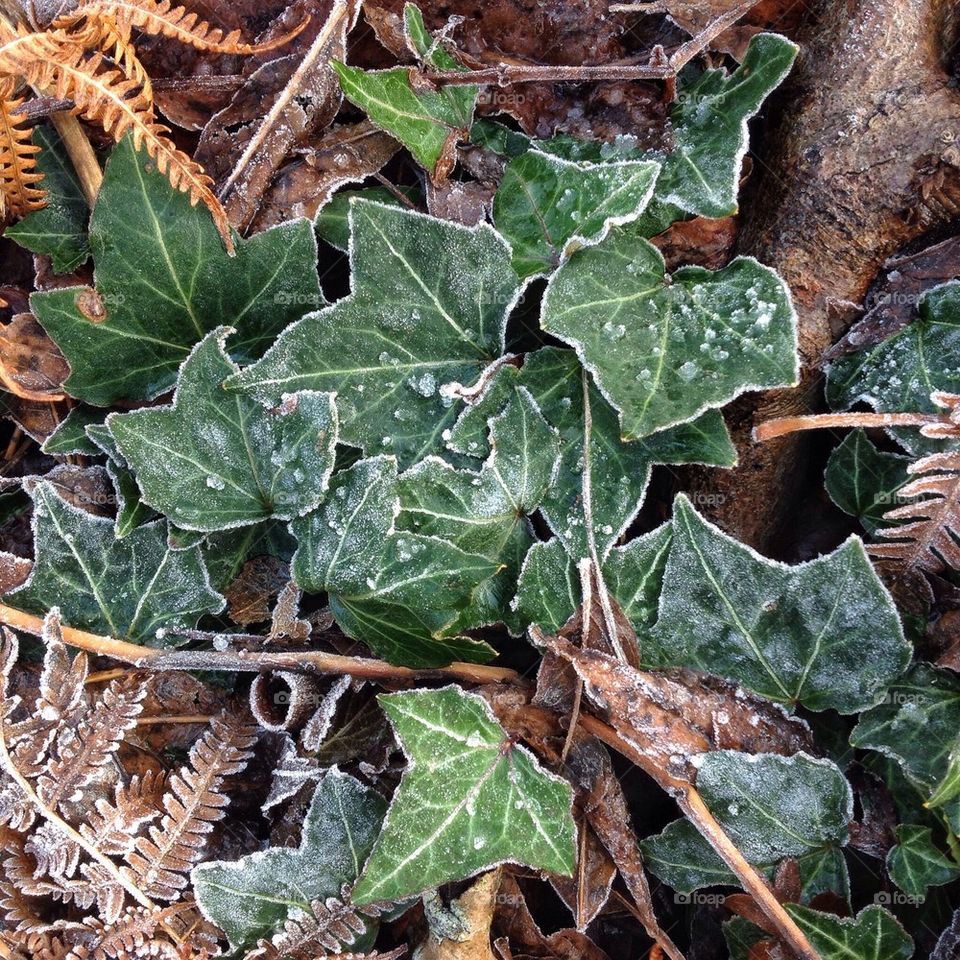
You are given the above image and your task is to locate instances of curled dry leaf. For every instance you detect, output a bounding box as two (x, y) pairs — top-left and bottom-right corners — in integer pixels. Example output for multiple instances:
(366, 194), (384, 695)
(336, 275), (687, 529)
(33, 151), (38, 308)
(250, 119), (400, 230)
(418, 869), (500, 960)
(0, 313), (68, 400)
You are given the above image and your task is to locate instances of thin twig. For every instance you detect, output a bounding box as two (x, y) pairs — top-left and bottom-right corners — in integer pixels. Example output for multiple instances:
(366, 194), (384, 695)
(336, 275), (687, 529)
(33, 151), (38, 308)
(0, 603), (522, 686)
(668, 0), (760, 72)
(753, 411), (945, 442)
(422, 62), (672, 86)
(49, 112), (102, 206)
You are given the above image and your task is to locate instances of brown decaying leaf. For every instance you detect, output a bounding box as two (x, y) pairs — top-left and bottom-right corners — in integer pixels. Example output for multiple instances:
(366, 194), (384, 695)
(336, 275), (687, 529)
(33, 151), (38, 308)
(492, 873), (610, 960)
(0, 552), (31, 596)
(0, 313), (68, 401)
(426, 177), (493, 227)
(824, 235), (960, 361)
(418, 869), (500, 960)
(651, 215), (738, 272)
(250, 119), (399, 231)
(122, 714), (257, 899)
(542, 634), (812, 781)
(208, 0), (361, 230)
(224, 554), (290, 626)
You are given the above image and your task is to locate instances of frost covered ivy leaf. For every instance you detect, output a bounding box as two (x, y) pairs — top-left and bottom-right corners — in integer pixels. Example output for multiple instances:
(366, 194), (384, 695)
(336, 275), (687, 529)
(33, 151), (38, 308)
(541, 227), (798, 440)
(639, 33), (798, 234)
(41, 406), (105, 457)
(641, 751), (852, 900)
(785, 905), (913, 960)
(5, 125), (90, 273)
(851, 664), (960, 825)
(514, 522), (671, 635)
(448, 349), (734, 560)
(825, 430), (911, 535)
(333, 4), (476, 179)
(352, 686), (575, 904)
(229, 200), (518, 467)
(7, 480), (223, 643)
(827, 281), (960, 457)
(108, 330), (337, 532)
(292, 457), (498, 666)
(492, 150), (660, 279)
(31, 136), (324, 406)
(650, 495), (910, 713)
(397, 388), (560, 629)
(193, 769), (386, 953)
(887, 824), (960, 898)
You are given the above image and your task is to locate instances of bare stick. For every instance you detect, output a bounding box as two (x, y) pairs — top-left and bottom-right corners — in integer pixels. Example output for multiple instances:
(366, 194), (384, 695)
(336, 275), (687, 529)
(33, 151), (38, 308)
(49, 112), (101, 206)
(422, 62), (672, 86)
(668, 0), (760, 71)
(0, 603), (522, 686)
(754, 411), (944, 442)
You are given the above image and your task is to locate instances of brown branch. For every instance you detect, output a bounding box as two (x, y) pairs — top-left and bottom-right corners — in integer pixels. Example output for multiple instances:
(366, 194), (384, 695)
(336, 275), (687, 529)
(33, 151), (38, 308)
(422, 62), (672, 86)
(48, 112), (102, 206)
(753, 410), (945, 442)
(0, 603), (522, 686)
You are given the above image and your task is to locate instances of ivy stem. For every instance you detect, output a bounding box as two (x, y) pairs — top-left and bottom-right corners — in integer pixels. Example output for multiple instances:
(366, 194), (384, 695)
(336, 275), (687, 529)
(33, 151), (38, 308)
(753, 410), (946, 442)
(0, 603), (522, 686)
(579, 713), (821, 960)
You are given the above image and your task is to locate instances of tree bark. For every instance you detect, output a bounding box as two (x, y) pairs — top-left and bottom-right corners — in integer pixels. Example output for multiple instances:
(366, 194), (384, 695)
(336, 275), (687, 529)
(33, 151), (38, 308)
(690, 0), (960, 548)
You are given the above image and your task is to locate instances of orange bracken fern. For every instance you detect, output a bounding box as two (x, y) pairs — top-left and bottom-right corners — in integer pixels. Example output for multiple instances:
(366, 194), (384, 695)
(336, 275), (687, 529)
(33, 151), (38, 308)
(0, 1), (307, 251)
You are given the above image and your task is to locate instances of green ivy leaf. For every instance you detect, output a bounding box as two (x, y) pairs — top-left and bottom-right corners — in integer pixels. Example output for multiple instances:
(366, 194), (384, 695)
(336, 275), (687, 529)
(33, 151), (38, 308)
(32, 136), (324, 406)
(41, 406), (105, 457)
(887, 825), (960, 898)
(827, 281), (960, 456)
(333, 4), (476, 178)
(352, 686), (575, 904)
(492, 150), (660, 279)
(230, 200), (518, 467)
(448, 349), (734, 560)
(825, 430), (911, 534)
(203, 521), (295, 592)
(108, 330), (337, 532)
(5, 125), (91, 273)
(316, 186), (415, 251)
(8, 480), (222, 643)
(513, 522), (671, 635)
(639, 34), (798, 233)
(398, 388), (560, 629)
(649, 496), (910, 712)
(193, 770), (386, 952)
(541, 227), (798, 440)
(786, 905), (913, 960)
(641, 751), (852, 898)
(851, 664), (960, 816)
(292, 456), (498, 666)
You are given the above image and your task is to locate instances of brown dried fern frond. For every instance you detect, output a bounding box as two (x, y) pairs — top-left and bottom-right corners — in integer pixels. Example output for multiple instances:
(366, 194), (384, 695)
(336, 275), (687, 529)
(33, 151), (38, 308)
(0, 75), (45, 217)
(0, 31), (234, 249)
(59, 0), (309, 57)
(80, 770), (165, 857)
(61, 14), (152, 98)
(37, 673), (146, 810)
(123, 715), (257, 900)
(869, 449), (960, 574)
